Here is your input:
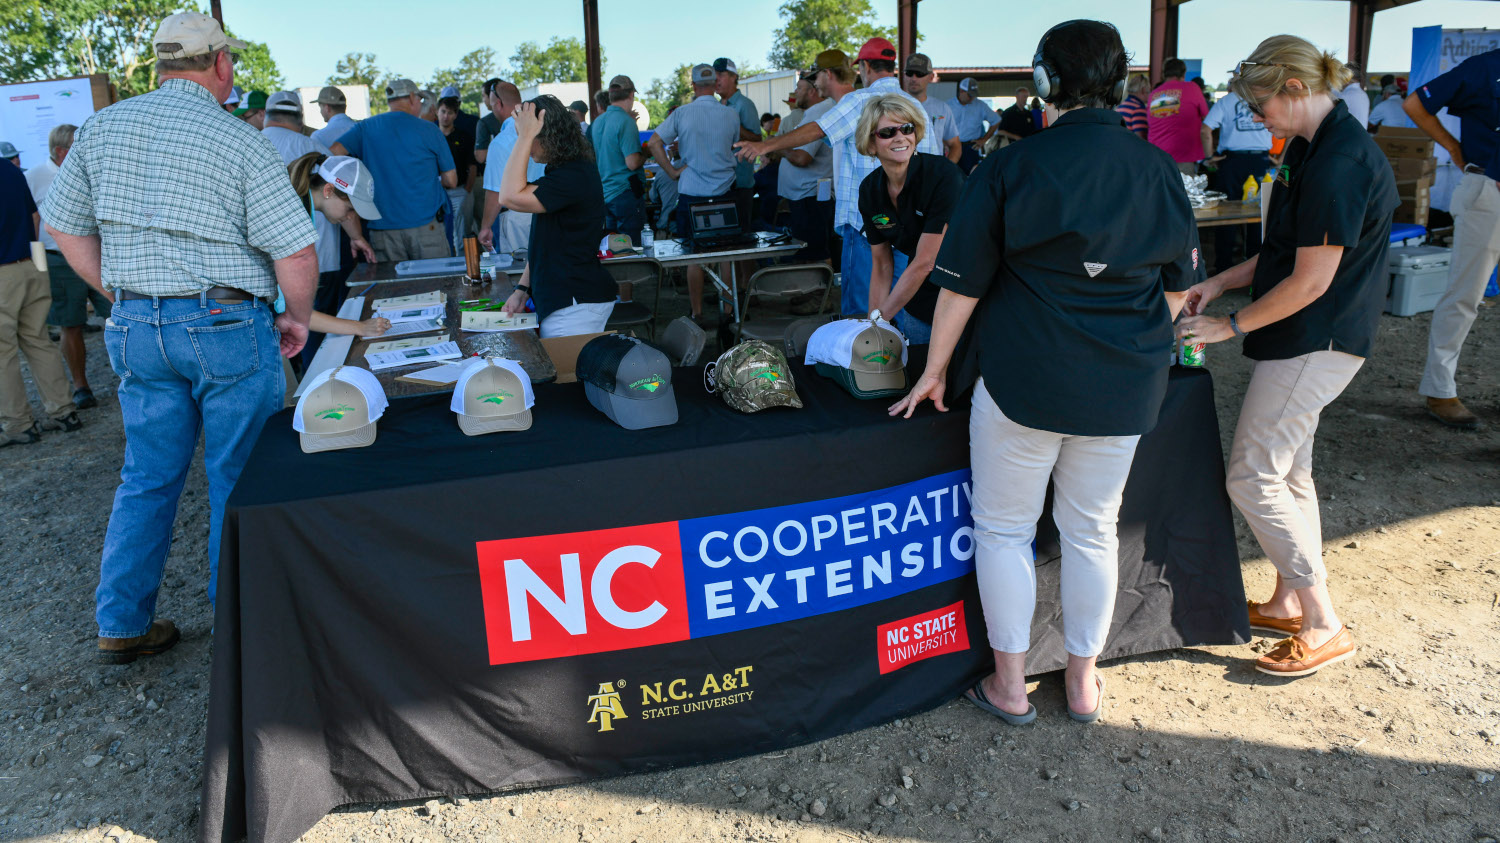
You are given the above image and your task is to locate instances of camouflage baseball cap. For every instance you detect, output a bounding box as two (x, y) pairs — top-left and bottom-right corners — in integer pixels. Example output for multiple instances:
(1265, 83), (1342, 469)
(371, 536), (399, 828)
(707, 340), (802, 413)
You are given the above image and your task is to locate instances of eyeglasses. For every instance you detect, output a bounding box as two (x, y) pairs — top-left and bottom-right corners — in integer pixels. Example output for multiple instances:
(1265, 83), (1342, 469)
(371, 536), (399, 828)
(903, 70), (926, 77)
(874, 123), (916, 140)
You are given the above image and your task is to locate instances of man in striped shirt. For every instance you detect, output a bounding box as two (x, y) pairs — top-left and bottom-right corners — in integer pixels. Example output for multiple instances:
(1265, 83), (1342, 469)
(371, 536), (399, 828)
(44, 12), (318, 664)
(1117, 74), (1150, 139)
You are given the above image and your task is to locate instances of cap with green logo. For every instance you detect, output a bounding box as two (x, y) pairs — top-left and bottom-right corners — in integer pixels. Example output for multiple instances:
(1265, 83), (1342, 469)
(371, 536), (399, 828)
(706, 340), (803, 413)
(805, 317), (909, 399)
(576, 334), (678, 430)
(292, 366), (388, 453)
(451, 356), (534, 435)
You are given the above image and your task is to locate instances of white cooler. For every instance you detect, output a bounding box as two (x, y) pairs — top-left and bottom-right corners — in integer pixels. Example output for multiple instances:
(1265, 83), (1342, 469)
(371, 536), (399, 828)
(1387, 245), (1451, 317)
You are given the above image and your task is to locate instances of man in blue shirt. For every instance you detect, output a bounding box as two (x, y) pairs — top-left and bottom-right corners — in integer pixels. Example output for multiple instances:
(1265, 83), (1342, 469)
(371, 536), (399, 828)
(715, 58), (764, 227)
(948, 77), (1000, 173)
(591, 74), (646, 245)
(0, 156), (77, 446)
(1404, 48), (1500, 429)
(331, 78), (457, 262)
(1202, 82), (1273, 273)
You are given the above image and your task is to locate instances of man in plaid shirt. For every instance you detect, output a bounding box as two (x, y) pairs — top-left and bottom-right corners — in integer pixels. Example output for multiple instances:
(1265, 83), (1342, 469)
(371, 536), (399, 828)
(43, 12), (318, 664)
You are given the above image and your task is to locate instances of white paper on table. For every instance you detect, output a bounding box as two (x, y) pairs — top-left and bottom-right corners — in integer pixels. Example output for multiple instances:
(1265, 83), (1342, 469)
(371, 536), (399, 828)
(397, 363), (466, 385)
(371, 291), (445, 312)
(379, 319), (446, 338)
(461, 310), (538, 332)
(365, 334), (450, 356)
(380, 304), (445, 324)
(294, 296), (364, 398)
(366, 341), (462, 371)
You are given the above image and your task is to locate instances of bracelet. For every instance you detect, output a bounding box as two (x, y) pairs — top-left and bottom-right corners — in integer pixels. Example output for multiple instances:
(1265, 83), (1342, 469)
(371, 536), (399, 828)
(1229, 311), (1246, 338)
(514, 284), (532, 296)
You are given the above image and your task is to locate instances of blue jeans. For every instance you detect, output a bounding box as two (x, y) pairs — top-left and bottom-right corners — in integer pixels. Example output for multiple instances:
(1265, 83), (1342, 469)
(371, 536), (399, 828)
(97, 296), (284, 637)
(839, 224), (909, 317)
(603, 191), (644, 246)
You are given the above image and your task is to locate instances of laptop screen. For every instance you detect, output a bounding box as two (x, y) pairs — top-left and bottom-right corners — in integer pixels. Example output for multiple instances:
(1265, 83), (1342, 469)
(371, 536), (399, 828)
(690, 202), (740, 236)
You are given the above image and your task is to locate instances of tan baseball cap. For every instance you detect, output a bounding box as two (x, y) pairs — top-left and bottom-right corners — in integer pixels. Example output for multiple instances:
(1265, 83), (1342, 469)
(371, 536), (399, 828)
(812, 49), (851, 71)
(312, 86), (346, 106)
(905, 53), (933, 76)
(292, 366), (388, 453)
(385, 78), (419, 100)
(451, 357), (534, 435)
(608, 75), (635, 93)
(153, 12), (245, 60)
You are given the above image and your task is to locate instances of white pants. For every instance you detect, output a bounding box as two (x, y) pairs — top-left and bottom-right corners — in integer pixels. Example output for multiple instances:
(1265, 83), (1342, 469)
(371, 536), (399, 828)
(969, 378), (1140, 658)
(1227, 350), (1363, 590)
(1420, 173), (1500, 399)
(497, 210), (533, 254)
(540, 300), (614, 339)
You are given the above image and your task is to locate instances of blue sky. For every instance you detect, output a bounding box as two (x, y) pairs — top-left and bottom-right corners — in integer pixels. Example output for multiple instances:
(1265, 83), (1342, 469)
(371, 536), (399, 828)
(226, 0), (1497, 93)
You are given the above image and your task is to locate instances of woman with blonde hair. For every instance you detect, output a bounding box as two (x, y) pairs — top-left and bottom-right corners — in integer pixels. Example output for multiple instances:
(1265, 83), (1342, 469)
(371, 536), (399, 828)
(1176, 35), (1398, 676)
(856, 93), (964, 343)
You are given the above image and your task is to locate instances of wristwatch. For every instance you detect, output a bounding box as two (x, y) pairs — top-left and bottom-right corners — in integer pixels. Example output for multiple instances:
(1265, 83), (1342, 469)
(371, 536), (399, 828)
(1229, 311), (1246, 338)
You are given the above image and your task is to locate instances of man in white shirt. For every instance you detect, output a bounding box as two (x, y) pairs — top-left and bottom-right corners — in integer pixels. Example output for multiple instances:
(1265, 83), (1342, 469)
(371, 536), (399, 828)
(310, 86), (357, 151)
(1338, 65), (1370, 129)
(262, 91), (322, 161)
(1202, 84), (1273, 273)
(477, 81), (545, 254)
(26, 123), (109, 409)
(1367, 84), (1415, 130)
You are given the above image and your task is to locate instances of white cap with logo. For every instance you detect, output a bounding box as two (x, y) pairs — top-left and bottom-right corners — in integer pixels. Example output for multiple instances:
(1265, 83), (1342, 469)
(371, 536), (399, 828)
(265, 90), (303, 114)
(293, 366), (388, 453)
(316, 156), (382, 221)
(153, 12), (246, 60)
(451, 356), (534, 435)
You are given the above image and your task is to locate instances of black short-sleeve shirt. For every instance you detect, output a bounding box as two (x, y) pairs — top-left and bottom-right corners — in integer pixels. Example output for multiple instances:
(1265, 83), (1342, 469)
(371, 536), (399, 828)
(1244, 100), (1399, 362)
(528, 158), (617, 320)
(444, 127), (476, 184)
(931, 108), (1204, 437)
(1000, 104), (1037, 139)
(859, 152), (964, 324)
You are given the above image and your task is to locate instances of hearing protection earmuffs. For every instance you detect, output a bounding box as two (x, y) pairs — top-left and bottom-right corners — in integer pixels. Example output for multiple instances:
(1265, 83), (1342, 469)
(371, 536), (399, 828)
(1032, 21), (1128, 105)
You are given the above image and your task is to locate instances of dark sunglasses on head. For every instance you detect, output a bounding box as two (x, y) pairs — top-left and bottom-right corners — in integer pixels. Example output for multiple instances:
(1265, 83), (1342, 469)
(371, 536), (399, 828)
(875, 123), (916, 140)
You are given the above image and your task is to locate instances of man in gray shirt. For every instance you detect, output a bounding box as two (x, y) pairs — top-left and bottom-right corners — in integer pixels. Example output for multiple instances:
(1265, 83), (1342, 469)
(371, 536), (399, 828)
(903, 53), (961, 163)
(647, 64), (739, 326)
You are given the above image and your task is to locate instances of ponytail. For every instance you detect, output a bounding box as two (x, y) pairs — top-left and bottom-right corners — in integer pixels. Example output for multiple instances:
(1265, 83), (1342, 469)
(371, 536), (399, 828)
(1231, 35), (1351, 103)
(287, 152), (327, 199)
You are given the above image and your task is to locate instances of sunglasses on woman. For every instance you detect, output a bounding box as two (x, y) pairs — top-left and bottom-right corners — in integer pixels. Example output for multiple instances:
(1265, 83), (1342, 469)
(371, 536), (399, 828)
(874, 123), (916, 140)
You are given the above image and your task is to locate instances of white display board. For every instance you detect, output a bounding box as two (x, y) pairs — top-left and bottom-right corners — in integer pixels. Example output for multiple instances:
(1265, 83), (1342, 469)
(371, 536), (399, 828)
(0, 76), (101, 169)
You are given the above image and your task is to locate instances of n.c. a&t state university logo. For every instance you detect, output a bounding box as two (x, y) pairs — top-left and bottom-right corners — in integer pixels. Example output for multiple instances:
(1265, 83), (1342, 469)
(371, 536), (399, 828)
(587, 680), (628, 732)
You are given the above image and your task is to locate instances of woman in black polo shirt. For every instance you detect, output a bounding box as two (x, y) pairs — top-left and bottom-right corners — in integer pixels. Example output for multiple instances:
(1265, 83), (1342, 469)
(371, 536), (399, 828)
(498, 96), (616, 338)
(857, 94), (964, 344)
(891, 20), (1199, 724)
(1176, 36), (1398, 678)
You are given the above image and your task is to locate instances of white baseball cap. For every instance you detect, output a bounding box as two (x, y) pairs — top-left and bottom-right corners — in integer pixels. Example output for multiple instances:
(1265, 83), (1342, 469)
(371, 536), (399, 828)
(153, 12), (245, 60)
(292, 366), (388, 453)
(223, 85), (243, 107)
(316, 156), (382, 221)
(265, 90), (302, 114)
(451, 356), (534, 435)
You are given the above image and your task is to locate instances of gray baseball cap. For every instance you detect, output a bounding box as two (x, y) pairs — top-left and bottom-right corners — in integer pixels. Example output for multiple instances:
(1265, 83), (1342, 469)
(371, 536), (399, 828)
(691, 64), (716, 86)
(576, 335), (678, 430)
(312, 85), (346, 106)
(385, 78), (419, 100)
(265, 90), (302, 114)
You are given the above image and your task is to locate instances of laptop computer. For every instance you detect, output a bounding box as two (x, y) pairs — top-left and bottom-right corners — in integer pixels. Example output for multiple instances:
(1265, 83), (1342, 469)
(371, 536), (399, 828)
(686, 200), (757, 252)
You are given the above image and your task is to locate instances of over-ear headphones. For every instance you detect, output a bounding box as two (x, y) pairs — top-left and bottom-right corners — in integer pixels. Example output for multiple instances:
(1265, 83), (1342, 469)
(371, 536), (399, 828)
(1032, 20), (1129, 106)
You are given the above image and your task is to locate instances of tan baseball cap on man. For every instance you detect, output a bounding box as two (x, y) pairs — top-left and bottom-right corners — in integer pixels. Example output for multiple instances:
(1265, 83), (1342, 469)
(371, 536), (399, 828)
(905, 53), (934, 76)
(385, 78), (419, 100)
(153, 12), (245, 60)
(313, 86), (347, 106)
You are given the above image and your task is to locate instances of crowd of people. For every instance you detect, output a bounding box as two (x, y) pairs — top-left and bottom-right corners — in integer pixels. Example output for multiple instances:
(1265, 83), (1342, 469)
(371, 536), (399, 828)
(0, 11), (1494, 729)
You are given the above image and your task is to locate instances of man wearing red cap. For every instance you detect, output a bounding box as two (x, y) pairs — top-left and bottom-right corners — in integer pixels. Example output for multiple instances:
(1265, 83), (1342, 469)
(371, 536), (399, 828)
(736, 37), (942, 319)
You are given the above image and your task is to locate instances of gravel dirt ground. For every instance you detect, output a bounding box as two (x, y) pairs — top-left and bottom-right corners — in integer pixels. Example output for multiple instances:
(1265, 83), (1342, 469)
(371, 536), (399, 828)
(0, 282), (1496, 843)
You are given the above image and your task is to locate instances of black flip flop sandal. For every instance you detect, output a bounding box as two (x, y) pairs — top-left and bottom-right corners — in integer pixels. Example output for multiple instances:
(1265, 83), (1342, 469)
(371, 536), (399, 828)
(963, 675), (1037, 725)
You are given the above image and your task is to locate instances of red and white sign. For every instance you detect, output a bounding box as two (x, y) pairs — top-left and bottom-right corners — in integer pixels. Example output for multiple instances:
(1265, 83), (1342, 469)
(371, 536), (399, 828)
(875, 600), (968, 674)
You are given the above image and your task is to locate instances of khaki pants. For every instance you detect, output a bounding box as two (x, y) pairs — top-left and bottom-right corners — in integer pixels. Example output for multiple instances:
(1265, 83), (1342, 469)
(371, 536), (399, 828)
(369, 221), (450, 263)
(1420, 172), (1500, 399)
(0, 260), (76, 434)
(1226, 350), (1363, 591)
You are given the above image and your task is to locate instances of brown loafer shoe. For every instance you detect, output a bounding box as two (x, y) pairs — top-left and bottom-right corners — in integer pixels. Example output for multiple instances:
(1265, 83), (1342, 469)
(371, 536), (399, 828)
(1254, 626), (1355, 677)
(1425, 397), (1481, 430)
(1247, 600), (1302, 636)
(97, 620), (181, 665)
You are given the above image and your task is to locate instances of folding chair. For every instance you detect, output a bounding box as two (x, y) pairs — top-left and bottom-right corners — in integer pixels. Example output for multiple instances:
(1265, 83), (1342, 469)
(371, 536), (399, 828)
(602, 256), (661, 339)
(730, 263), (834, 345)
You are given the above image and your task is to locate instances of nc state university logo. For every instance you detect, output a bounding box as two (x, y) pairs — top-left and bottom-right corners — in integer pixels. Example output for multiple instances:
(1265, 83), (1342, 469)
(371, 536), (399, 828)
(475, 522), (691, 665)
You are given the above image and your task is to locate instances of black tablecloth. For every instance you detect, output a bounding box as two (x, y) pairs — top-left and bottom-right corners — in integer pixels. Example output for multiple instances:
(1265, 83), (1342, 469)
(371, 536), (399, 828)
(200, 362), (1246, 843)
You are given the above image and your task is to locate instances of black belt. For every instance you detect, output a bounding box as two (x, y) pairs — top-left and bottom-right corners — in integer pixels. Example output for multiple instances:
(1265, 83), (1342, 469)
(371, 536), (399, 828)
(117, 286), (259, 302)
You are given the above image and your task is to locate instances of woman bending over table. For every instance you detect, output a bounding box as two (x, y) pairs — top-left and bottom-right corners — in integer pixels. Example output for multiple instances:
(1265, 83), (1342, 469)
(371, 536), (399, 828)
(891, 19), (1197, 723)
(498, 96), (617, 338)
(857, 94), (964, 344)
(1176, 36), (1398, 677)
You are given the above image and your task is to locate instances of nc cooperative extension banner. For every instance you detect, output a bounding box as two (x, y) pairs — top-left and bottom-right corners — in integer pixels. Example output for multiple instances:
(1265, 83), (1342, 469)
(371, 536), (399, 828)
(202, 365), (1246, 843)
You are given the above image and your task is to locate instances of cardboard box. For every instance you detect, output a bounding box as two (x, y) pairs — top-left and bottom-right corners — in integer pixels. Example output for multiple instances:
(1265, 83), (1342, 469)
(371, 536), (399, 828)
(1375, 126), (1429, 139)
(1390, 156), (1437, 181)
(1397, 177), (1432, 202)
(1377, 134), (1435, 159)
(1394, 196), (1429, 227)
(539, 331), (612, 384)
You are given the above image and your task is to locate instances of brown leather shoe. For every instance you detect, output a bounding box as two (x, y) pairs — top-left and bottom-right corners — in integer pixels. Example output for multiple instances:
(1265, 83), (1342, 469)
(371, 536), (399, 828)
(97, 620), (181, 665)
(1426, 397), (1481, 430)
(1247, 600), (1302, 636)
(1254, 626), (1355, 677)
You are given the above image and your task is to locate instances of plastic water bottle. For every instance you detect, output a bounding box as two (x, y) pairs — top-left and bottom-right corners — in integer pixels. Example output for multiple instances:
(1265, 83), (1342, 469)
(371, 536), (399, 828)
(641, 228), (655, 252)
